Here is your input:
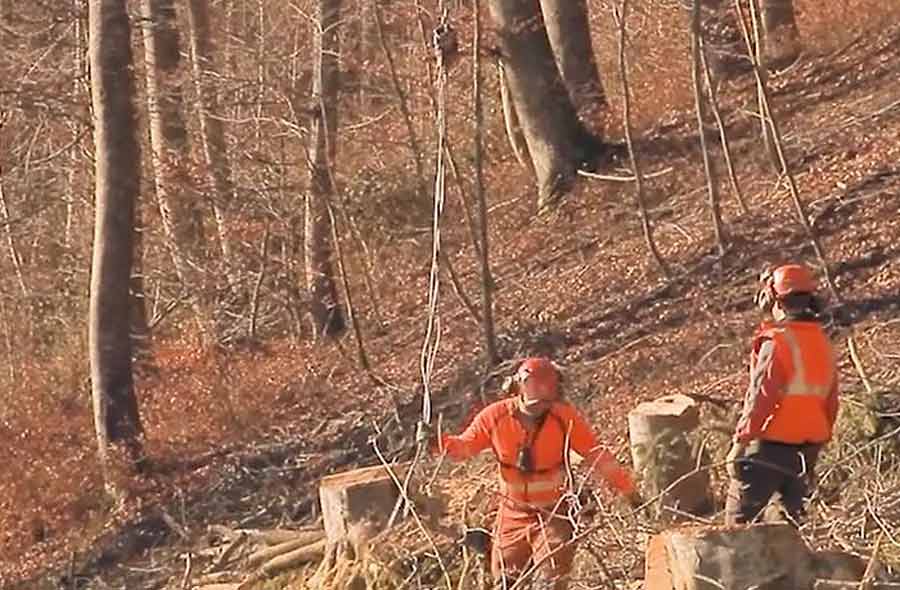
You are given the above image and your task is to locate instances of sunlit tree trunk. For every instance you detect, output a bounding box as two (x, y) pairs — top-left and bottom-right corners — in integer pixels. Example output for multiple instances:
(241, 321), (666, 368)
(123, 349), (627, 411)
(305, 0), (345, 338)
(761, 0), (799, 68)
(538, 0), (607, 133)
(486, 0), (602, 209)
(140, 0), (215, 341)
(187, 0), (236, 274)
(88, 0), (144, 475)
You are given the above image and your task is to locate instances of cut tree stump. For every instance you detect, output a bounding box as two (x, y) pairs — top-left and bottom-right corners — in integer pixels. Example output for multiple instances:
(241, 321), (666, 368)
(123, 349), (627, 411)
(318, 462), (410, 560)
(645, 522), (816, 590)
(628, 394), (713, 518)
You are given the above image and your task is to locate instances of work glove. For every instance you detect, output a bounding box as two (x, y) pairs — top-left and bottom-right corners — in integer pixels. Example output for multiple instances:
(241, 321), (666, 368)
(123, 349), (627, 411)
(726, 440), (746, 479)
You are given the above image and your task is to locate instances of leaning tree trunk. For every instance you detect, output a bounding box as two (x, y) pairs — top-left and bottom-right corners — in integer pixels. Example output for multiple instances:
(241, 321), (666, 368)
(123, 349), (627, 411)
(186, 0), (237, 277)
(140, 0), (215, 342)
(304, 0), (346, 339)
(88, 0), (144, 476)
(538, 0), (607, 133)
(760, 0), (799, 68)
(486, 0), (602, 209)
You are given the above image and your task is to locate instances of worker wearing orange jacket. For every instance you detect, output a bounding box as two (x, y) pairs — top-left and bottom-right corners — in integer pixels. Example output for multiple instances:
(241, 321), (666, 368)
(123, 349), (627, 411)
(437, 357), (639, 590)
(725, 264), (839, 525)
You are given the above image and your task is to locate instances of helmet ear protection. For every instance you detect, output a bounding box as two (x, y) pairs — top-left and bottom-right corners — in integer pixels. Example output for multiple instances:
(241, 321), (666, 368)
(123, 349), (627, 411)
(754, 267), (776, 312)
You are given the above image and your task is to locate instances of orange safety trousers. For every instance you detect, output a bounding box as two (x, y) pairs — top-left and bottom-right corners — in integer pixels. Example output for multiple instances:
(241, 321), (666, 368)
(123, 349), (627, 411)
(491, 504), (575, 590)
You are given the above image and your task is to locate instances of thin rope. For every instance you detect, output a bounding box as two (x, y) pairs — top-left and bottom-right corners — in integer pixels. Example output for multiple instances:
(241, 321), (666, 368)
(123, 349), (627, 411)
(389, 5), (450, 527)
(420, 5), (450, 429)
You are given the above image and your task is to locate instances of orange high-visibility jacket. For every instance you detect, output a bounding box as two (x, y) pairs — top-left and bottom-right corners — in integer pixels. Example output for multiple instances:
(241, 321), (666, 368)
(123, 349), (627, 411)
(735, 320), (839, 444)
(441, 398), (634, 508)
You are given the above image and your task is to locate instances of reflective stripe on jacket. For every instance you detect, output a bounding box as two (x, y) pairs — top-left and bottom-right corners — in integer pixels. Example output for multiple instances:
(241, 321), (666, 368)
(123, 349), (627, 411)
(736, 320), (839, 444)
(441, 398), (634, 507)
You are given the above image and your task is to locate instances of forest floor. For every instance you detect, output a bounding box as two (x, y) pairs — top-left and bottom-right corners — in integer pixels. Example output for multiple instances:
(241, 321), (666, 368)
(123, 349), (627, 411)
(2, 5), (900, 590)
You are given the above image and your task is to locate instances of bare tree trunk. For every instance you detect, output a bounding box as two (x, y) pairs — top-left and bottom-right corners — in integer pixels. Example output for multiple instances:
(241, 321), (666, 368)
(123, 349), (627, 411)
(131, 203), (151, 357)
(615, 0), (667, 275)
(692, 0), (726, 254)
(371, 0), (427, 196)
(305, 0), (345, 339)
(497, 61), (530, 168)
(538, 0), (607, 132)
(88, 0), (144, 475)
(760, 0), (799, 68)
(0, 171), (28, 298)
(140, 0), (214, 341)
(186, 0), (236, 271)
(486, 0), (602, 209)
(473, 0), (498, 365)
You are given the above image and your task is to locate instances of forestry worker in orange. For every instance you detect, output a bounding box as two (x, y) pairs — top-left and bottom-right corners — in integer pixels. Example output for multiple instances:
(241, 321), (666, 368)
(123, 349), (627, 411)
(436, 357), (639, 590)
(726, 264), (840, 525)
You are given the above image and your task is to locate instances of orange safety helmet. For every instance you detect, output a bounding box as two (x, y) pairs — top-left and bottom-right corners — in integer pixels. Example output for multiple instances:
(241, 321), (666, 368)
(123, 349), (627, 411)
(755, 264), (817, 311)
(514, 357), (561, 400)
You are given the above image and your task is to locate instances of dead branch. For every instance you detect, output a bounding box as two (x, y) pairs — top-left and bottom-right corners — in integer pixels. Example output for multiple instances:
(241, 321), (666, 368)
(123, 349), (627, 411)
(259, 538), (326, 576)
(577, 166), (673, 182)
(212, 532), (248, 570)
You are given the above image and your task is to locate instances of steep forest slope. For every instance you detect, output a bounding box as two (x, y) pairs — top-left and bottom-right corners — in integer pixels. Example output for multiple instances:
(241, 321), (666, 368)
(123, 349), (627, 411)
(0, 0), (898, 587)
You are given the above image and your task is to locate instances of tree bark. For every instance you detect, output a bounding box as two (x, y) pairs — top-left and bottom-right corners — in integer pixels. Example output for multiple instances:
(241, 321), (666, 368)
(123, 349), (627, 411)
(319, 464), (409, 558)
(472, 0), (498, 366)
(305, 0), (345, 339)
(628, 395), (712, 519)
(761, 0), (799, 68)
(497, 61), (530, 168)
(186, 0), (236, 271)
(486, 0), (602, 209)
(88, 0), (144, 473)
(538, 0), (607, 132)
(140, 0), (214, 341)
(645, 523), (816, 590)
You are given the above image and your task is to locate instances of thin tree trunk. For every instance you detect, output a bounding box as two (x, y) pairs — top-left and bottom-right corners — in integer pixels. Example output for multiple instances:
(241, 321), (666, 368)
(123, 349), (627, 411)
(615, 0), (668, 275)
(692, 0), (726, 254)
(186, 0), (236, 272)
(472, 0), (498, 365)
(371, 0), (426, 196)
(305, 0), (345, 339)
(538, 0), (607, 133)
(497, 61), (530, 169)
(131, 203), (151, 357)
(140, 0), (214, 341)
(742, 0), (778, 168)
(486, 0), (602, 209)
(0, 171), (28, 298)
(761, 0), (799, 68)
(88, 0), (144, 475)
(699, 37), (748, 214)
(65, 0), (87, 255)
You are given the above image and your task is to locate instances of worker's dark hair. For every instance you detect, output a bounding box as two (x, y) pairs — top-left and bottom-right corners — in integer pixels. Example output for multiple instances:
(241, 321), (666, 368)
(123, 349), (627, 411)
(780, 292), (823, 317)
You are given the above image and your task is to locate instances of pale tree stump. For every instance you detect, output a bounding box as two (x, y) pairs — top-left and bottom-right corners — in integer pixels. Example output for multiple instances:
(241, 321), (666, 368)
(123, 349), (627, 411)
(628, 394), (713, 519)
(645, 523), (816, 590)
(317, 462), (410, 566)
